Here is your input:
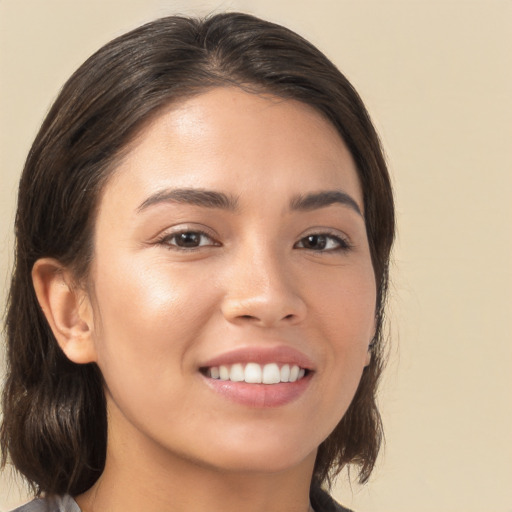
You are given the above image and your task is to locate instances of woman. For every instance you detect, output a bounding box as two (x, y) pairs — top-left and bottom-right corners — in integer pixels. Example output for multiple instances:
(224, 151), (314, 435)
(1, 12), (394, 512)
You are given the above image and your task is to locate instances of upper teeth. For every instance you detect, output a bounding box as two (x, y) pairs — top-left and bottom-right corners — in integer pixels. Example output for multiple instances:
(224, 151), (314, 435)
(207, 363), (306, 384)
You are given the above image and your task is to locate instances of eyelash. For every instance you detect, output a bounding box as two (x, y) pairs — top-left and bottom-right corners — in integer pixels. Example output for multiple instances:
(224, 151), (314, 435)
(155, 230), (352, 253)
(155, 230), (219, 250)
(293, 232), (352, 252)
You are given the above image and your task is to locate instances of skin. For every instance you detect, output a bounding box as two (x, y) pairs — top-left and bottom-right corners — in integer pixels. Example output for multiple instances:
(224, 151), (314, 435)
(33, 87), (376, 512)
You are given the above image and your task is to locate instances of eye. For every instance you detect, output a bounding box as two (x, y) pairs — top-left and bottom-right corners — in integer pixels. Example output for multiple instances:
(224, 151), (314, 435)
(157, 230), (219, 249)
(294, 233), (350, 252)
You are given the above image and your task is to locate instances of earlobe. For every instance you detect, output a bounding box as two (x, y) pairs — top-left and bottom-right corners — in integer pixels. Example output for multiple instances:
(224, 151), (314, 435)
(365, 346), (372, 367)
(32, 258), (97, 364)
(365, 337), (375, 367)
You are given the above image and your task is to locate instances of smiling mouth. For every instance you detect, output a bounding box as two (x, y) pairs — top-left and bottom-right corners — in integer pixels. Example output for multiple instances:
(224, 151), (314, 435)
(201, 363), (309, 384)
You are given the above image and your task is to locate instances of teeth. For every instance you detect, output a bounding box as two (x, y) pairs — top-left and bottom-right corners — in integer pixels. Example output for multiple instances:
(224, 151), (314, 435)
(289, 365), (300, 382)
(262, 363), (281, 384)
(219, 365), (229, 381)
(207, 363), (307, 384)
(229, 363), (244, 382)
(244, 363), (262, 383)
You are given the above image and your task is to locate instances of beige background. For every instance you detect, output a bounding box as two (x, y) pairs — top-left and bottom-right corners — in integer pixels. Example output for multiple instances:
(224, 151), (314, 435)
(1, 0), (511, 511)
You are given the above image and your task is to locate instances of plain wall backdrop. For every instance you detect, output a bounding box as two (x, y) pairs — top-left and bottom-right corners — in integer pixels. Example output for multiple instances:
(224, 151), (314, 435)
(1, 1), (511, 511)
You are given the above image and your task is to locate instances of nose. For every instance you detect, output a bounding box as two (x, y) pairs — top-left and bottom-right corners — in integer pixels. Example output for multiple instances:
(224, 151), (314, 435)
(221, 244), (307, 327)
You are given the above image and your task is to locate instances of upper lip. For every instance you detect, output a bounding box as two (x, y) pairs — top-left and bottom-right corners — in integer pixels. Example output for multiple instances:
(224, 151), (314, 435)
(199, 345), (315, 370)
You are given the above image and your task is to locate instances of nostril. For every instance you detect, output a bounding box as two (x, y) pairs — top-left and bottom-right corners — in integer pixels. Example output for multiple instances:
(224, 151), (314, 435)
(237, 313), (294, 322)
(222, 293), (307, 327)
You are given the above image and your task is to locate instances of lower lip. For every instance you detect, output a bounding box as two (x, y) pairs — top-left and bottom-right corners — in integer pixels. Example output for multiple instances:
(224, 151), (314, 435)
(202, 373), (313, 408)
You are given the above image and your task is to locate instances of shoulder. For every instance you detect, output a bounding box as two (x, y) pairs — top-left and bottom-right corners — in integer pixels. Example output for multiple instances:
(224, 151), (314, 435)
(11, 495), (81, 512)
(310, 485), (354, 512)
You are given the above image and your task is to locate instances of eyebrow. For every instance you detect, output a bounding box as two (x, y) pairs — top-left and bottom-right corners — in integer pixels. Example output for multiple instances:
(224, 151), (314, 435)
(137, 187), (362, 217)
(289, 190), (362, 216)
(137, 188), (239, 212)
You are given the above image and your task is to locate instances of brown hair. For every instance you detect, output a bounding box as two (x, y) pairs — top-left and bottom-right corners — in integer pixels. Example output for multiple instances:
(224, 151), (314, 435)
(1, 12), (394, 496)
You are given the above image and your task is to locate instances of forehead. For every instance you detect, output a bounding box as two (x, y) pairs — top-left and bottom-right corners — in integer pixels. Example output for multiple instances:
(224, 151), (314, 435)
(102, 87), (362, 211)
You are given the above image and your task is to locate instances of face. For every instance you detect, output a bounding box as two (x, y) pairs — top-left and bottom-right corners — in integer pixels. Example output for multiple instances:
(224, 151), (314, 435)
(85, 87), (376, 475)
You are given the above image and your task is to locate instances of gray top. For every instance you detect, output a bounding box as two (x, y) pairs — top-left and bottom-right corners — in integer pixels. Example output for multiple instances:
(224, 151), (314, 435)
(12, 487), (352, 512)
(11, 495), (80, 512)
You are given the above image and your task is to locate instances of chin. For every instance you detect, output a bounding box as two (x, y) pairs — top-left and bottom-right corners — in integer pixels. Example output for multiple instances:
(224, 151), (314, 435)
(194, 436), (318, 475)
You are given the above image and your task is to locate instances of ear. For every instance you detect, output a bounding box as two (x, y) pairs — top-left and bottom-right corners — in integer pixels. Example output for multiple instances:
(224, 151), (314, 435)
(32, 258), (97, 364)
(365, 343), (373, 367)
(365, 326), (377, 367)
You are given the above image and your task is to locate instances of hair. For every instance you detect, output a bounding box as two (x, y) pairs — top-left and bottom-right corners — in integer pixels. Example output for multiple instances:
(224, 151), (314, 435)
(1, 12), (394, 497)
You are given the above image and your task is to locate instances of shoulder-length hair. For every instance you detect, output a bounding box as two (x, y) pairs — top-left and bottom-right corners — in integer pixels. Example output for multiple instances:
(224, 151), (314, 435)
(1, 12), (394, 496)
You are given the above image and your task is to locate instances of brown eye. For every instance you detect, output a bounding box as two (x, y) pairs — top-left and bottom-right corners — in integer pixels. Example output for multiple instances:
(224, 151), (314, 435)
(295, 233), (350, 252)
(301, 235), (328, 250)
(175, 232), (203, 247)
(159, 231), (218, 249)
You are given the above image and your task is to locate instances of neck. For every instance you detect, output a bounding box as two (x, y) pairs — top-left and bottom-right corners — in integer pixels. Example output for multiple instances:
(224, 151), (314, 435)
(77, 453), (316, 512)
(76, 408), (317, 512)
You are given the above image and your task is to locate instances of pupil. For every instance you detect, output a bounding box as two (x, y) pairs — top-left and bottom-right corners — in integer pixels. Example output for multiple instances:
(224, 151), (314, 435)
(178, 232), (200, 247)
(306, 235), (326, 250)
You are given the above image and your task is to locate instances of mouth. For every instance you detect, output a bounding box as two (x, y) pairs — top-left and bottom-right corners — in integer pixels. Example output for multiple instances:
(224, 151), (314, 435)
(200, 363), (310, 384)
(198, 346), (314, 407)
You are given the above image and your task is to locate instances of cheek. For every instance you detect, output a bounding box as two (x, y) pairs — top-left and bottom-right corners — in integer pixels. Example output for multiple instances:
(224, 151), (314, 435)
(88, 259), (222, 433)
(308, 262), (376, 392)
(296, 268), (376, 444)
(89, 253), (219, 382)
(310, 263), (376, 340)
